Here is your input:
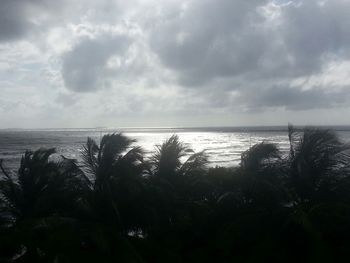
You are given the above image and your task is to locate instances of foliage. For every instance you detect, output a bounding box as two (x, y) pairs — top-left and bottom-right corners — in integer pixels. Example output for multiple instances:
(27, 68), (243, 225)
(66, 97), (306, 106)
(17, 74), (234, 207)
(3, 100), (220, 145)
(1, 127), (350, 262)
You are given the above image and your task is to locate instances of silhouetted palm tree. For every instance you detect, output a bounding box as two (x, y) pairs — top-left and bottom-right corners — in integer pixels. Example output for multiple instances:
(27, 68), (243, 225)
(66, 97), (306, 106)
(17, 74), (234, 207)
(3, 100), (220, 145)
(241, 142), (281, 171)
(1, 127), (350, 262)
(218, 142), (286, 210)
(0, 148), (87, 262)
(81, 134), (144, 190)
(67, 133), (150, 262)
(147, 135), (208, 221)
(287, 126), (350, 205)
(142, 135), (209, 259)
(79, 133), (149, 226)
(150, 135), (207, 179)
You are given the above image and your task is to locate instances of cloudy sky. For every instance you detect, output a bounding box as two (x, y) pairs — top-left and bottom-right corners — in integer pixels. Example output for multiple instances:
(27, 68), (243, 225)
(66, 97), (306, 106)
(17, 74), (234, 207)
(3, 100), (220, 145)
(1, 0), (350, 128)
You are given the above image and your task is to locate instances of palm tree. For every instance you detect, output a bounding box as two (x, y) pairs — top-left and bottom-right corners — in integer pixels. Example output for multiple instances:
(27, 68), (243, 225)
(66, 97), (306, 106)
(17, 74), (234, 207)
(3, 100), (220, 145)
(81, 134), (143, 190)
(150, 135), (207, 179)
(147, 135), (208, 224)
(223, 142), (286, 210)
(142, 135), (209, 258)
(79, 133), (147, 228)
(240, 142), (281, 172)
(0, 148), (87, 262)
(70, 133), (151, 262)
(287, 126), (350, 205)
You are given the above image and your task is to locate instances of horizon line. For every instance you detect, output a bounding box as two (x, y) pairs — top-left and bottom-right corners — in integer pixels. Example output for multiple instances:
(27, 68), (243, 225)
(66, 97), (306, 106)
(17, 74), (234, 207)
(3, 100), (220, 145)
(2, 124), (350, 131)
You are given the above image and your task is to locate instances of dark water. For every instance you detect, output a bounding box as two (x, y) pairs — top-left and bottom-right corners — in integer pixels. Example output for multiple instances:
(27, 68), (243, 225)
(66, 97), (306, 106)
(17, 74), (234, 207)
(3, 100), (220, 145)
(1, 127), (350, 169)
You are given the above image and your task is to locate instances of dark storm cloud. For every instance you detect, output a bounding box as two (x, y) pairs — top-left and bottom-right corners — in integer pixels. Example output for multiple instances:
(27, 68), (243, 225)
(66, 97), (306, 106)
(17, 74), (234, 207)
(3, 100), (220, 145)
(149, 0), (270, 86)
(146, 0), (350, 111)
(240, 85), (350, 111)
(62, 35), (131, 92)
(0, 0), (65, 42)
(149, 0), (350, 80)
(0, 0), (32, 41)
(278, 0), (350, 76)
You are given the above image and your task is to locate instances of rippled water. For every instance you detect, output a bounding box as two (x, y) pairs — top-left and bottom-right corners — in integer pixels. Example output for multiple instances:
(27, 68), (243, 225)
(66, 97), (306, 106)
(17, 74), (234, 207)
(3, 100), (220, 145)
(1, 127), (350, 169)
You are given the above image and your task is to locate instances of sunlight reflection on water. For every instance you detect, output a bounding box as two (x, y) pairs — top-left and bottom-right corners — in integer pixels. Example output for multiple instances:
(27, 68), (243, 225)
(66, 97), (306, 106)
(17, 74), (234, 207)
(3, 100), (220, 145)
(1, 128), (350, 169)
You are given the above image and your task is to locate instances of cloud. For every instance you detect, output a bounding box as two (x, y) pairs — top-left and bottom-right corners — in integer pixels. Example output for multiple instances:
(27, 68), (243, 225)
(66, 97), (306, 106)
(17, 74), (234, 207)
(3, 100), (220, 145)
(149, 0), (350, 83)
(278, 0), (350, 75)
(239, 85), (350, 111)
(61, 34), (131, 92)
(55, 92), (79, 107)
(0, 0), (33, 41)
(148, 0), (271, 86)
(0, 0), (67, 42)
(2, 0), (350, 127)
(144, 0), (350, 110)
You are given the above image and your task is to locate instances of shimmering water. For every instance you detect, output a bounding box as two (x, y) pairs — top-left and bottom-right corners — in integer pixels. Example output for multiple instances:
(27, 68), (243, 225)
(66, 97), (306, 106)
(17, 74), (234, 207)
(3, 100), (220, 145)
(1, 127), (350, 169)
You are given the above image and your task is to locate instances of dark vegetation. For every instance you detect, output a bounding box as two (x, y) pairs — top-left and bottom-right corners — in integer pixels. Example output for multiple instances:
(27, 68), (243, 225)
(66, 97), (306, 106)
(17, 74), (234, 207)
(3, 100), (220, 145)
(1, 125), (350, 262)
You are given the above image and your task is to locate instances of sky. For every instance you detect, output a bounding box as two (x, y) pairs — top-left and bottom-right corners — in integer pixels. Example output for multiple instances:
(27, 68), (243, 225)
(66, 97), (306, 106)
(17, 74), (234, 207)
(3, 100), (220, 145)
(1, 0), (350, 128)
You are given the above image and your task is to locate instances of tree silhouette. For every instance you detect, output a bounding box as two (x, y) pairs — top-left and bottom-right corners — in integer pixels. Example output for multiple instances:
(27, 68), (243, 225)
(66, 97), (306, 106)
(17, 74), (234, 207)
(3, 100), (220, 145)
(287, 126), (350, 204)
(1, 127), (350, 262)
(0, 148), (87, 262)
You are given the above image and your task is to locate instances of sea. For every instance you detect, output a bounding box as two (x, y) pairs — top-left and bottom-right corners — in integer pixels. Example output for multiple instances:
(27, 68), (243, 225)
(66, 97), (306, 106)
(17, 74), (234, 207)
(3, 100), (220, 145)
(1, 126), (350, 170)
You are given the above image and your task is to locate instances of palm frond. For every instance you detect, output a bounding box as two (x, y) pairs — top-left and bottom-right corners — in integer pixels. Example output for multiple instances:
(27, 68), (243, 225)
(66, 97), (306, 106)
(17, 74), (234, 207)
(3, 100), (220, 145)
(32, 148), (56, 163)
(288, 128), (350, 203)
(180, 151), (208, 176)
(58, 156), (93, 189)
(293, 128), (350, 173)
(18, 149), (56, 194)
(0, 159), (12, 181)
(113, 146), (147, 179)
(241, 142), (280, 170)
(120, 146), (144, 164)
(150, 135), (188, 176)
(98, 133), (135, 165)
(288, 123), (298, 159)
(0, 179), (21, 220)
(81, 137), (99, 176)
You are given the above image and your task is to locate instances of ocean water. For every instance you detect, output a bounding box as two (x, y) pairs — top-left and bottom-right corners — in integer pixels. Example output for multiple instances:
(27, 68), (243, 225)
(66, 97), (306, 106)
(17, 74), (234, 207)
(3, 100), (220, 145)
(1, 127), (350, 170)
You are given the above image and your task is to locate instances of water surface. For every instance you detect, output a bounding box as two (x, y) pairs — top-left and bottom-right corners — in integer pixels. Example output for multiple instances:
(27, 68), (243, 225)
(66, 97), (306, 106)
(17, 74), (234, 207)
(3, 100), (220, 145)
(1, 127), (350, 169)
